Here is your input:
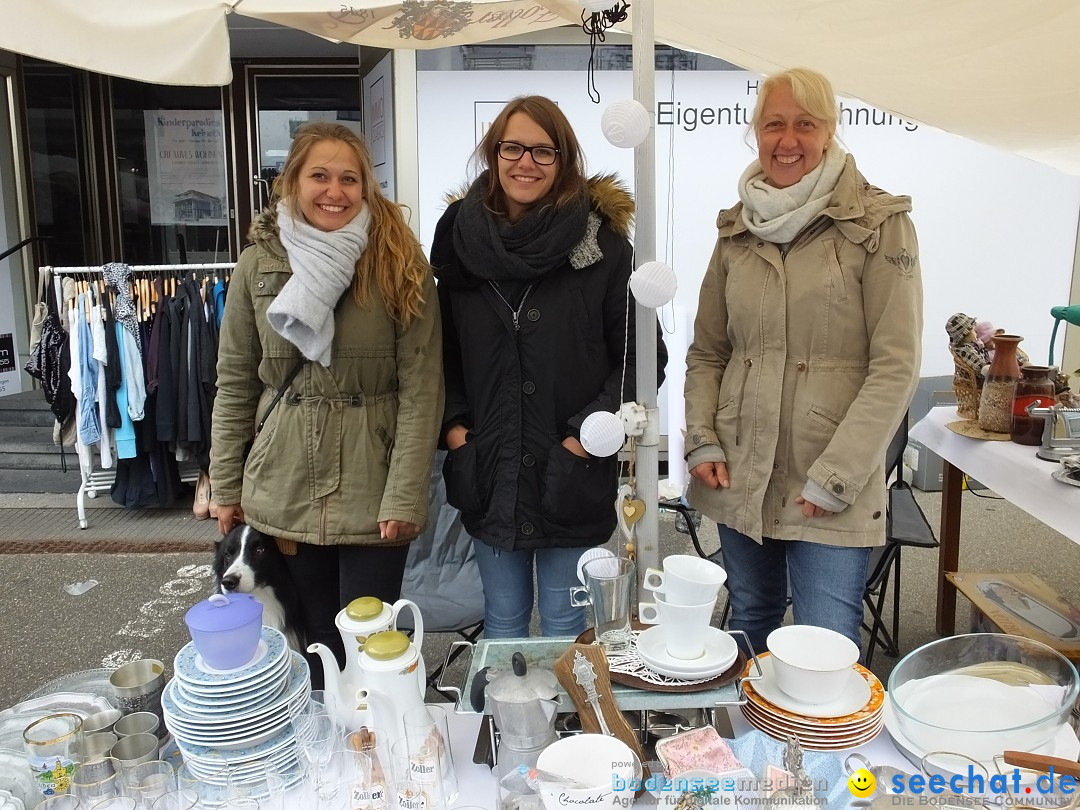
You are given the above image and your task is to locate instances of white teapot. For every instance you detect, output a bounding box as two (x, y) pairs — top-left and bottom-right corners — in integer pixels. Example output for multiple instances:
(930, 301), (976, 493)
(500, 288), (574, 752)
(308, 597), (424, 732)
(356, 630), (428, 748)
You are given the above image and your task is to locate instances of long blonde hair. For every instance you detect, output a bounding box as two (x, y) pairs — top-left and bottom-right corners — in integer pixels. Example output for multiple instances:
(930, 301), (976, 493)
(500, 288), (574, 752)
(272, 122), (428, 327)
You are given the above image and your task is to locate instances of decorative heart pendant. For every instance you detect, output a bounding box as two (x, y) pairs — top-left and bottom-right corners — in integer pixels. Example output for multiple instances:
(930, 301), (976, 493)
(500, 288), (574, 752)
(621, 498), (646, 526)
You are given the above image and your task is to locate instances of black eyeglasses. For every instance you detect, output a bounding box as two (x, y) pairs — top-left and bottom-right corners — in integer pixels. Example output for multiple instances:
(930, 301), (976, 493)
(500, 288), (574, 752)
(497, 141), (560, 166)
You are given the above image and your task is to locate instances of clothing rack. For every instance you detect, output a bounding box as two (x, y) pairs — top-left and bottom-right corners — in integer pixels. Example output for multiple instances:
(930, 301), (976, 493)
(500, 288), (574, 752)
(40, 263), (235, 529)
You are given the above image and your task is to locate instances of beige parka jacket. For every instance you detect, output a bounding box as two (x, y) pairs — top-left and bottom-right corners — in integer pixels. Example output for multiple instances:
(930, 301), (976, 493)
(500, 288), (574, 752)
(684, 154), (922, 547)
(210, 209), (444, 545)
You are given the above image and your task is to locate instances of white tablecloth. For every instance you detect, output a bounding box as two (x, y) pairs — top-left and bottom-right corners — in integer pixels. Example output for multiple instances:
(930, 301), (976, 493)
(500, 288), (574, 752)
(909, 405), (1080, 544)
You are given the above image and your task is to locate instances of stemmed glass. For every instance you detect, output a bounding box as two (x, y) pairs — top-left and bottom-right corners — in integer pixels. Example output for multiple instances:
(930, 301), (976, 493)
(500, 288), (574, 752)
(295, 713), (338, 792)
(227, 761), (284, 810)
(175, 762), (229, 809)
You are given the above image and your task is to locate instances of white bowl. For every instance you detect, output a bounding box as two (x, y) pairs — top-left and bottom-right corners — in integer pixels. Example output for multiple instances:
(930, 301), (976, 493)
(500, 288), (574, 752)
(536, 734), (638, 810)
(767, 625), (859, 705)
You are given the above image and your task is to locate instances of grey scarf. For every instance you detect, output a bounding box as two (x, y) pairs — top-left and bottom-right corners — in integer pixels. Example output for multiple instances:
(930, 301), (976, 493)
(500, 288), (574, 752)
(738, 144), (846, 244)
(267, 202), (371, 367)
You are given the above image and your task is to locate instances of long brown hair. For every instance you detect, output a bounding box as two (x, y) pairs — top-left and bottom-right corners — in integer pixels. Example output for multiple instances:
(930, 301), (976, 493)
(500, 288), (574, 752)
(272, 122), (429, 328)
(473, 95), (587, 216)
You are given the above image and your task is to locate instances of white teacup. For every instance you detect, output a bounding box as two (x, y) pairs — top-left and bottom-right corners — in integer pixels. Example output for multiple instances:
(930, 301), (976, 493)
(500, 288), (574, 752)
(638, 595), (716, 659)
(536, 733), (638, 810)
(643, 555), (726, 605)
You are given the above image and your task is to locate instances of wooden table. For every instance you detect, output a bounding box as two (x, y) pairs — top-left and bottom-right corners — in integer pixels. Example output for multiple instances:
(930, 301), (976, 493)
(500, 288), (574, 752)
(909, 406), (1080, 635)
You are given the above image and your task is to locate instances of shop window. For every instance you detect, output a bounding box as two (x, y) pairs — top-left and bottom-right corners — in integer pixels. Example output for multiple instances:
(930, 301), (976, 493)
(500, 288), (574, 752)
(111, 79), (230, 264)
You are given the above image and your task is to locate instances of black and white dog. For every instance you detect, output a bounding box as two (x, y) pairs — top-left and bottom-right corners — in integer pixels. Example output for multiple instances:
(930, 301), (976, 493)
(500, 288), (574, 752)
(212, 525), (305, 652)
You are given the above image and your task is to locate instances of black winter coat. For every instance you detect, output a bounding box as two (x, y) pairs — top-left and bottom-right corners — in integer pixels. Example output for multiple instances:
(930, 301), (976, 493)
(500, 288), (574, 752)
(432, 177), (667, 551)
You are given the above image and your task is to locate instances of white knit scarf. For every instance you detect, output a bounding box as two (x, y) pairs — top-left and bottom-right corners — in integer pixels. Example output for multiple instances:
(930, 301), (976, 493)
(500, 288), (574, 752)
(267, 202), (372, 366)
(738, 145), (846, 244)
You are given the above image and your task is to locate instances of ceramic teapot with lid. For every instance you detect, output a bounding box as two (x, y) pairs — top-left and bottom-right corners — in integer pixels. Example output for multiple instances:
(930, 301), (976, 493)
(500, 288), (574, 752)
(308, 597), (424, 732)
(355, 630), (427, 748)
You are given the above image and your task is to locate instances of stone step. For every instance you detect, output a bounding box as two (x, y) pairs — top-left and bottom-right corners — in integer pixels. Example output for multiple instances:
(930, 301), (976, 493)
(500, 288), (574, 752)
(0, 391), (55, 427)
(0, 468), (80, 493)
(0, 425), (55, 454)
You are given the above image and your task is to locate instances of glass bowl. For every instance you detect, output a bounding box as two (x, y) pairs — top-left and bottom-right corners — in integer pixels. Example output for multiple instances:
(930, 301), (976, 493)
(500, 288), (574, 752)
(888, 634), (1078, 761)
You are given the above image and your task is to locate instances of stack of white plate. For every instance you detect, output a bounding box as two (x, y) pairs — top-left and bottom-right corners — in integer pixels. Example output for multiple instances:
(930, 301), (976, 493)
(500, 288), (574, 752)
(163, 626), (309, 786)
(636, 625), (740, 680)
(739, 652), (884, 750)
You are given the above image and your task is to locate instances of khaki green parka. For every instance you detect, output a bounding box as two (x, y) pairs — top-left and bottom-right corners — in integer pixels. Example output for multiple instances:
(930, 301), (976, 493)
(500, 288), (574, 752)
(210, 209), (444, 545)
(684, 154), (923, 548)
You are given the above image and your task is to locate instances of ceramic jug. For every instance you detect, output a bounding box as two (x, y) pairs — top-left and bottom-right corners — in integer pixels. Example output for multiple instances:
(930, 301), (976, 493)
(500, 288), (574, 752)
(356, 630), (427, 749)
(308, 597), (424, 732)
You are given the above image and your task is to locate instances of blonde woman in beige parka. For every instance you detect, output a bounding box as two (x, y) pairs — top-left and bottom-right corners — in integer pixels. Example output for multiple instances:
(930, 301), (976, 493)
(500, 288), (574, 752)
(684, 69), (922, 654)
(210, 123), (443, 683)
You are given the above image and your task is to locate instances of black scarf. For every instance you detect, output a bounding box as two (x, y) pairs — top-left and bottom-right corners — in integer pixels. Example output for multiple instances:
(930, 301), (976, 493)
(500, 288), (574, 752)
(452, 172), (589, 282)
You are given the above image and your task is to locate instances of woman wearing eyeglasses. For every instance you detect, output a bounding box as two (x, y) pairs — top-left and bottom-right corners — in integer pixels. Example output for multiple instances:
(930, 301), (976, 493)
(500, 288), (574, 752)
(430, 95), (666, 638)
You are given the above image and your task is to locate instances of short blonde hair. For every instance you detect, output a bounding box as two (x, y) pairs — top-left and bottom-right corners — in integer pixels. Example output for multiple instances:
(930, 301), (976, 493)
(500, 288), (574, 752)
(751, 67), (838, 145)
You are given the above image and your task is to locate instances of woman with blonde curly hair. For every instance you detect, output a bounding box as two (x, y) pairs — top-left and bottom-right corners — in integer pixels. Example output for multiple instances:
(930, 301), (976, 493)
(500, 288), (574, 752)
(211, 122), (443, 679)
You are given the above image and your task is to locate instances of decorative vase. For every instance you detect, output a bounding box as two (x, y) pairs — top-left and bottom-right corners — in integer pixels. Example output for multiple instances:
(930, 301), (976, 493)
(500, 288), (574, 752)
(1010, 365), (1056, 445)
(977, 334), (1023, 434)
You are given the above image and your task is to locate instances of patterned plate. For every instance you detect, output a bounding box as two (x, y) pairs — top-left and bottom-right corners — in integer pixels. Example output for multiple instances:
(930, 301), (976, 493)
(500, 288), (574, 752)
(741, 653), (884, 726)
(177, 724), (296, 765)
(743, 704), (885, 743)
(740, 705), (884, 751)
(195, 639), (269, 675)
(164, 653), (308, 729)
(174, 626), (287, 687)
(176, 653), (290, 698)
(750, 653), (871, 718)
(174, 668), (289, 707)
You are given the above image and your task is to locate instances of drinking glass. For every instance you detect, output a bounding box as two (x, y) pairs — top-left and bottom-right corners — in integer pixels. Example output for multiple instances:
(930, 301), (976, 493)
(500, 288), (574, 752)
(71, 757), (123, 802)
(345, 727), (390, 810)
(227, 761), (284, 810)
(175, 762), (229, 808)
(296, 714), (338, 790)
(24, 712), (84, 796)
(569, 557), (635, 653)
(401, 705), (458, 805)
(39, 796), (83, 810)
(89, 799), (137, 810)
(151, 791), (199, 810)
(317, 749), (371, 810)
(122, 760), (175, 809)
(390, 738), (447, 810)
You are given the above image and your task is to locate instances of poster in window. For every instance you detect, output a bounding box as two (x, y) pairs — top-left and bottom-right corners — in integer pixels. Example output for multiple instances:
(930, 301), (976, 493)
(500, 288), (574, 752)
(144, 110), (228, 226)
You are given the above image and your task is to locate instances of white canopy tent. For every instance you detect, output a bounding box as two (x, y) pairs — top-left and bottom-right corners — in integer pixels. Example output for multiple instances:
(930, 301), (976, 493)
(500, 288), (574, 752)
(3, 0), (1079, 579)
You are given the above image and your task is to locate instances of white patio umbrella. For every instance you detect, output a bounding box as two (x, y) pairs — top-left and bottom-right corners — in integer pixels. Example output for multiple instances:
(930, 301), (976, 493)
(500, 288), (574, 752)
(0, 0), (581, 86)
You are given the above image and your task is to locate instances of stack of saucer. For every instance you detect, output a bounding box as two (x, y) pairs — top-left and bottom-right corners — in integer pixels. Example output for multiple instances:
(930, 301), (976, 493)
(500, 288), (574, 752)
(163, 626), (309, 786)
(636, 625), (739, 680)
(739, 652), (884, 750)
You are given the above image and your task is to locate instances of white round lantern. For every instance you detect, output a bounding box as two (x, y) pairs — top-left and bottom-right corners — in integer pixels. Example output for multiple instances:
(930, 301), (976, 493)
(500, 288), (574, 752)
(582, 0), (614, 12)
(579, 411), (625, 457)
(630, 261), (678, 308)
(601, 100), (651, 149)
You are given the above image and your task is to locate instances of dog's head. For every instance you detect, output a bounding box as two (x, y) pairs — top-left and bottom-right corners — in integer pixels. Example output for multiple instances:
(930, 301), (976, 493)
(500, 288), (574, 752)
(213, 524), (279, 594)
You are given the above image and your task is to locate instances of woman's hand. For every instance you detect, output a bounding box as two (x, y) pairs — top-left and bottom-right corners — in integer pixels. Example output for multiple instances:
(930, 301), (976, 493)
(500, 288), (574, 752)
(794, 496), (834, 518)
(216, 504), (245, 535)
(690, 461), (729, 489)
(380, 520), (420, 541)
(562, 436), (589, 458)
(445, 425), (469, 450)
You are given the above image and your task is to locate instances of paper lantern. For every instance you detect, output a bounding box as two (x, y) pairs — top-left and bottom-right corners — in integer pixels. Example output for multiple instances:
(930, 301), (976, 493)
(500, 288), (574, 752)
(601, 99), (651, 149)
(630, 261), (677, 308)
(582, 0), (614, 12)
(579, 411), (625, 457)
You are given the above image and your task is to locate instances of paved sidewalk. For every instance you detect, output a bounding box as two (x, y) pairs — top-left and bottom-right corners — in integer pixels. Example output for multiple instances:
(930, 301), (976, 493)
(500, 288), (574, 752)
(0, 493), (218, 553)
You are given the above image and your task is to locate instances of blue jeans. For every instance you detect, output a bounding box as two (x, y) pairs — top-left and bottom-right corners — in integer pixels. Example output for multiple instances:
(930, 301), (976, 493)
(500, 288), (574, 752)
(472, 540), (588, 638)
(717, 524), (871, 656)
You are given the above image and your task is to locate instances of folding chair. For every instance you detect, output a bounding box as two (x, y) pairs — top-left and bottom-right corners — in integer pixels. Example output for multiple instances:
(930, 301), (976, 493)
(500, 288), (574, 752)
(863, 412), (939, 666)
(398, 451), (485, 698)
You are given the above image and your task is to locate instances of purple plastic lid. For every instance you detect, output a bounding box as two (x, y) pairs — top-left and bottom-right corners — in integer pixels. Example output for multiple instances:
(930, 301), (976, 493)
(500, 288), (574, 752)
(184, 592), (263, 632)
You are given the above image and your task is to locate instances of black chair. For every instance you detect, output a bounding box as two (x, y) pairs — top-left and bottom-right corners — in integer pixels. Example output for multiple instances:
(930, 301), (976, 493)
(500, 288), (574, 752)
(863, 413), (939, 666)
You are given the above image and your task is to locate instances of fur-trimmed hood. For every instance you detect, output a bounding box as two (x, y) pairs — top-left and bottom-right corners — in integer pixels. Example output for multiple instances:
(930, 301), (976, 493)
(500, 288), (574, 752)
(444, 173), (634, 237)
(246, 205), (287, 260)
